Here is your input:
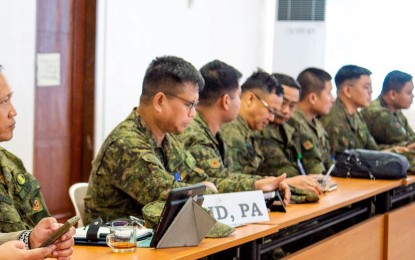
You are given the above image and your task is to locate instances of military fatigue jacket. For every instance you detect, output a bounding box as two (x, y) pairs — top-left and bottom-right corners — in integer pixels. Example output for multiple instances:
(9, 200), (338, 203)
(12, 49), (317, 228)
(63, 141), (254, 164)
(288, 109), (332, 173)
(84, 109), (213, 224)
(0, 147), (50, 232)
(256, 123), (302, 178)
(362, 96), (415, 172)
(320, 98), (379, 158)
(362, 96), (415, 146)
(176, 114), (261, 193)
(221, 115), (264, 176)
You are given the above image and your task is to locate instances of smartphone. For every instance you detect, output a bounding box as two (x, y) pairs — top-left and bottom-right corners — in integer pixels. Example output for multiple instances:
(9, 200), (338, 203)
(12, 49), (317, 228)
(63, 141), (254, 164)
(39, 216), (80, 248)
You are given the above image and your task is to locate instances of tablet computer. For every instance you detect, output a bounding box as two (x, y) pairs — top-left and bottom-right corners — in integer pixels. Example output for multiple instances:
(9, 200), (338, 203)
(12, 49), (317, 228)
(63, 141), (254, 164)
(150, 183), (206, 248)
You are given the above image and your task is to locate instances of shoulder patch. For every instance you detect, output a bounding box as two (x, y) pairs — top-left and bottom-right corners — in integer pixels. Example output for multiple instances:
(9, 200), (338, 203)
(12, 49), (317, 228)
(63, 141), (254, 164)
(16, 173), (26, 185)
(302, 140), (313, 150)
(207, 159), (222, 169)
(32, 197), (43, 213)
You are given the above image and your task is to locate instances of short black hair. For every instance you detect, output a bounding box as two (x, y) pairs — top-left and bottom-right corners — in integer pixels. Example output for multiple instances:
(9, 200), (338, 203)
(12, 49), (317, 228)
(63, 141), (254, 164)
(334, 65), (372, 89)
(199, 60), (242, 106)
(140, 56), (204, 103)
(297, 68), (332, 100)
(272, 73), (301, 92)
(242, 69), (283, 96)
(381, 70), (413, 94)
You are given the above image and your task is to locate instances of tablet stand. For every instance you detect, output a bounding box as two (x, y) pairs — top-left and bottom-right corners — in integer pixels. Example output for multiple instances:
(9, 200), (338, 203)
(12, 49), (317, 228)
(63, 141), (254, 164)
(156, 196), (216, 248)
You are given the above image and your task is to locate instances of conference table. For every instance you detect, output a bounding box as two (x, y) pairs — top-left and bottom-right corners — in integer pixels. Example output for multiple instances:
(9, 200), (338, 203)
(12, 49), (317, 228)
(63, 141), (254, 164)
(70, 177), (412, 260)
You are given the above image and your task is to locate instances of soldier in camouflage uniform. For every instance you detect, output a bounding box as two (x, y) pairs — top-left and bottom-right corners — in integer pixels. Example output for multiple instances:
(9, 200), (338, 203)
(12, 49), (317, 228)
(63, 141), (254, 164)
(320, 65), (404, 158)
(287, 68), (335, 173)
(221, 70), (283, 175)
(0, 68), (50, 233)
(256, 73), (323, 196)
(85, 56), (236, 224)
(361, 70), (415, 172)
(0, 66), (75, 259)
(176, 60), (290, 201)
(221, 71), (322, 196)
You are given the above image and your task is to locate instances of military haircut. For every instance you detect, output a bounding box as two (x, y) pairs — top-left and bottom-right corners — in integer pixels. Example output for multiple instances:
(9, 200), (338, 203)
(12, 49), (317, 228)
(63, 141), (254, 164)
(199, 60), (242, 106)
(272, 73), (301, 91)
(140, 56), (204, 103)
(334, 65), (372, 89)
(242, 69), (283, 96)
(381, 70), (413, 94)
(297, 68), (332, 100)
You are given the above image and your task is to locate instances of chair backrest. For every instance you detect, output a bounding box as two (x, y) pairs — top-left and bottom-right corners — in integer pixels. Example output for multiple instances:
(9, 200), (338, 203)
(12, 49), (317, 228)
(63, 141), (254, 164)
(68, 182), (89, 227)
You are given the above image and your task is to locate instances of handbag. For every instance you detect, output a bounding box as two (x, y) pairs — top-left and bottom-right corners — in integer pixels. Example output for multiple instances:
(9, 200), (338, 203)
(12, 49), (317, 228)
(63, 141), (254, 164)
(333, 149), (409, 180)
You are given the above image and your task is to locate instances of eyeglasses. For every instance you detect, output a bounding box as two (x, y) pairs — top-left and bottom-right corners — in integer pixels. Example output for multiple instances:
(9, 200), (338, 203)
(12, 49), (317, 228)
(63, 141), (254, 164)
(164, 93), (199, 115)
(252, 92), (278, 116)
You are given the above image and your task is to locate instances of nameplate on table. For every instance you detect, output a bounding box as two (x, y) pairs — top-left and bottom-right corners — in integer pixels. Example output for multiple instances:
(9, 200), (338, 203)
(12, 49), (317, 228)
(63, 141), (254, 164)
(202, 191), (269, 226)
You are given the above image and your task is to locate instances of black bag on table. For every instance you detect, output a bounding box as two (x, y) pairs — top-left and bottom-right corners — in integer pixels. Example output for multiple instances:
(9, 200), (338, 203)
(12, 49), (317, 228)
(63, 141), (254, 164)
(333, 149), (409, 180)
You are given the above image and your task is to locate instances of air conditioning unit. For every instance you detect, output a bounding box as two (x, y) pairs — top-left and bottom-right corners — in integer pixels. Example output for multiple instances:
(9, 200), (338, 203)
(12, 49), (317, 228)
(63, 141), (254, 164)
(272, 0), (326, 77)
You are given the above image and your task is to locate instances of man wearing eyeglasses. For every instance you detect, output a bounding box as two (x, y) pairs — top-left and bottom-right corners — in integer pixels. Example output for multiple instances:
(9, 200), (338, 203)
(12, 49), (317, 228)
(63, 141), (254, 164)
(255, 73), (323, 196)
(176, 61), (290, 204)
(220, 69), (282, 177)
(84, 56), (222, 224)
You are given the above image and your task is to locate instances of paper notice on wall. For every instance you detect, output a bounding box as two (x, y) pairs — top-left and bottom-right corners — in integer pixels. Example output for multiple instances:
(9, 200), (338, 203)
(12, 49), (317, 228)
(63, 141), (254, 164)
(37, 53), (61, 87)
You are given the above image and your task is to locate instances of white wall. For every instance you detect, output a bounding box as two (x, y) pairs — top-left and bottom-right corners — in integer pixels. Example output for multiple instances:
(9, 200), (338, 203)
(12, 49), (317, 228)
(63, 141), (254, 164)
(1, 1), (414, 166)
(326, 0), (415, 129)
(94, 0), (276, 151)
(0, 0), (36, 172)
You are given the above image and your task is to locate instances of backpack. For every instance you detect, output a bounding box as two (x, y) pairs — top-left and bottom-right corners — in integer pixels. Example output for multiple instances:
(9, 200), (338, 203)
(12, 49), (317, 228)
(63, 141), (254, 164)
(333, 149), (409, 180)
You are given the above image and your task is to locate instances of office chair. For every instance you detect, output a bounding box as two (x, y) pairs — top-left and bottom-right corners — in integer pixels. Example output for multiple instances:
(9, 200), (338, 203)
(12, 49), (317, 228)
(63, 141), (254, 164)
(68, 182), (89, 227)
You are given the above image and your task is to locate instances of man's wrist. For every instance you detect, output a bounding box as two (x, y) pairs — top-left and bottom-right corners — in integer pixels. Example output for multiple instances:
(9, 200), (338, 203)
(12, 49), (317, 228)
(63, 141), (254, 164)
(18, 230), (32, 249)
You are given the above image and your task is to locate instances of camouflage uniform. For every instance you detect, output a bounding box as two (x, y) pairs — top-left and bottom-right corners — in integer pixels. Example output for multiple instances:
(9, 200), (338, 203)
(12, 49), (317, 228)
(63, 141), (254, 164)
(362, 96), (415, 172)
(220, 115), (264, 176)
(320, 98), (379, 158)
(288, 109), (333, 173)
(362, 96), (415, 146)
(84, 109), (215, 224)
(176, 114), (261, 193)
(256, 123), (302, 178)
(0, 147), (50, 232)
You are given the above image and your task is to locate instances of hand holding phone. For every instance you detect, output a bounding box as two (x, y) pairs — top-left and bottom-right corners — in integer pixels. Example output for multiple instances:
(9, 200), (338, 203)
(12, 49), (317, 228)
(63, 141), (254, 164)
(38, 216), (80, 248)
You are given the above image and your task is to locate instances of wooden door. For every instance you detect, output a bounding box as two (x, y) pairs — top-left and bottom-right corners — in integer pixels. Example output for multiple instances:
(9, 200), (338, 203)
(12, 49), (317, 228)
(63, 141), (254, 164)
(34, 0), (96, 221)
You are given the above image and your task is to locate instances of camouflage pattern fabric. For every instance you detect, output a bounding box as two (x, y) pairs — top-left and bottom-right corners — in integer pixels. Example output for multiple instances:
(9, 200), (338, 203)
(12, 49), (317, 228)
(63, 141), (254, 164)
(320, 98), (379, 158)
(206, 221), (235, 238)
(289, 185), (319, 203)
(255, 123), (302, 177)
(220, 115), (264, 176)
(288, 109), (333, 173)
(84, 109), (216, 224)
(361, 97), (415, 172)
(0, 147), (50, 232)
(362, 96), (415, 146)
(176, 114), (261, 193)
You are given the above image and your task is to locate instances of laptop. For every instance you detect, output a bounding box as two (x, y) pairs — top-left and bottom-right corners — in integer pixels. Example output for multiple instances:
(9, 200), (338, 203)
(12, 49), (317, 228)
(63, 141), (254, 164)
(149, 184), (206, 248)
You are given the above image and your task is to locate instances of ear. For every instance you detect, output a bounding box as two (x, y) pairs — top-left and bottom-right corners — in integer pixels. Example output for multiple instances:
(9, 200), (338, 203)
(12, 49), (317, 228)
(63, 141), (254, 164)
(343, 85), (353, 99)
(244, 92), (255, 108)
(153, 92), (166, 113)
(389, 90), (397, 100)
(222, 94), (230, 111)
(308, 93), (318, 105)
